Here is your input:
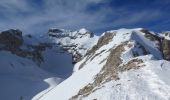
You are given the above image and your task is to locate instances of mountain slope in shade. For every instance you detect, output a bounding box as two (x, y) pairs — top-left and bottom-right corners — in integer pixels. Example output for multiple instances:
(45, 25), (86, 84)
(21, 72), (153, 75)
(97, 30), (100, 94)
(0, 50), (63, 100)
(0, 28), (97, 100)
(37, 28), (170, 100)
(0, 29), (66, 100)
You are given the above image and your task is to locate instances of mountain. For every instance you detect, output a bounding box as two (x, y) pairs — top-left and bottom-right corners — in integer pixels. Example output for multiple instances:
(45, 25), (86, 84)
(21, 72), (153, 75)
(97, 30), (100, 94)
(47, 28), (98, 63)
(0, 28), (97, 100)
(0, 28), (170, 100)
(37, 28), (170, 100)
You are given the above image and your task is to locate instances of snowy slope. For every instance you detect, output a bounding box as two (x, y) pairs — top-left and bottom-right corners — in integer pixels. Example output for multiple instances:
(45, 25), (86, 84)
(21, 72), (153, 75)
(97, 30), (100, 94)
(0, 28), (98, 100)
(0, 51), (62, 100)
(37, 28), (170, 100)
(84, 58), (170, 100)
(0, 29), (74, 100)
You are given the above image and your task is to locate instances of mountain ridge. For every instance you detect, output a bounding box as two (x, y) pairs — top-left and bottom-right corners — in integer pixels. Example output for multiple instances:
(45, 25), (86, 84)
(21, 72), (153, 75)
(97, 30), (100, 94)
(37, 28), (170, 100)
(0, 28), (170, 100)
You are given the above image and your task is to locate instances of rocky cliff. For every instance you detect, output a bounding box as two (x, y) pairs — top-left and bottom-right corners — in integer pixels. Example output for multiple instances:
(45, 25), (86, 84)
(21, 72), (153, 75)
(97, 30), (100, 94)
(47, 28), (98, 63)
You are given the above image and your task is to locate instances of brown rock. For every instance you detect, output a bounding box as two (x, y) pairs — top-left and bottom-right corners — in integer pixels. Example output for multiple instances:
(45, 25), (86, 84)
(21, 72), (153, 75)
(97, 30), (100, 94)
(162, 39), (170, 60)
(0, 29), (23, 49)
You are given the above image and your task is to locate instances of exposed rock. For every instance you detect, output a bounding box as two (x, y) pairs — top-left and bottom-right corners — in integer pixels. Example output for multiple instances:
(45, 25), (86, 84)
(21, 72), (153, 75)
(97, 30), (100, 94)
(157, 32), (170, 60)
(0, 29), (23, 49)
(85, 32), (116, 59)
(48, 28), (97, 64)
(0, 29), (53, 65)
(95, 42), (127, 83)
(48, 28), (63, 33)
(72, 51), (82, 64)
(119, 58), (144, 71)
(71, 41), (145, 100)
(79, 32), (116, 70)
(140, 29), (160, 41)
(70, 42), (143, 100)
(161, 32), (170, 60)
(162, 39), (170, 60)
(140, 29), (170, 61)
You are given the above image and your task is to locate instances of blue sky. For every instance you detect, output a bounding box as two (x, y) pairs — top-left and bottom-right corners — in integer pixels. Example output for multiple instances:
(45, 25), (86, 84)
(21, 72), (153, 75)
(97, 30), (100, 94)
(0, 0), (170, 34)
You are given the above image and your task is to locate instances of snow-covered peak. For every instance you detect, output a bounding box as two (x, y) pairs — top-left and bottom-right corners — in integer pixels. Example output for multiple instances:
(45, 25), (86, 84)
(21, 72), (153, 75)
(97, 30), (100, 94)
(38, 28), (170, 100)
(1, 28), (170, 100)
(47, 28), (98, 63)
(78, 28), (89, 34)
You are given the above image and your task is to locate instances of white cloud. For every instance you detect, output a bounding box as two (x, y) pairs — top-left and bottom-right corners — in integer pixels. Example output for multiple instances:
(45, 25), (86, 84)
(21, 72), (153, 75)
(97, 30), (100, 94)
(0, 0), (166, 34)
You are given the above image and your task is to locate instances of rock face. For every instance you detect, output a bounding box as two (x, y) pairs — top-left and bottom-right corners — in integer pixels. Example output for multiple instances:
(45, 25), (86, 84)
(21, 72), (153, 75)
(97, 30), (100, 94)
(161, 32), (170, 60)
(0, 28), (97, 66)
(162, 39), (170, 60)
(140, 29), (170, 61)
(48, 28), (63, 33)
(140, 29), (160, 41)
(0, 29), (52, 65)
(0, 29), (23, 49)
(47, 28), (98, 63)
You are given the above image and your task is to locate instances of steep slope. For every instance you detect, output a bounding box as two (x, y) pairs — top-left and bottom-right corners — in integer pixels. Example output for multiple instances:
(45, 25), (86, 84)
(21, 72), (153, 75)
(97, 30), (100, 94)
(38, 28), (170, 100)
(0, 28), (97, 100)
(47, 28), (99, 63)
(1, 28), (170, 100)
(0, 29), (72, 100)
(0, 51), (62, 100)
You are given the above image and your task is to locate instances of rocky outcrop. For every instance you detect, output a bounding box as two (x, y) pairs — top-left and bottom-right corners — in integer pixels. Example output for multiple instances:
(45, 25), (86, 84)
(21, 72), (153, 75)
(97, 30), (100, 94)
(78, 32), (115, 70)
(0, 29), (23, 49)
(0, 29), (52, 65)
(86, 32), (116, 57)
(48, 28), (63, 33)
(161, 32), (170, 60)
(162, 39), (170, 60)
(140, 29), (160, 41)
(71, 41), (144, 100)
(47, 28), (97, 64)
(140, 29), (170, 61)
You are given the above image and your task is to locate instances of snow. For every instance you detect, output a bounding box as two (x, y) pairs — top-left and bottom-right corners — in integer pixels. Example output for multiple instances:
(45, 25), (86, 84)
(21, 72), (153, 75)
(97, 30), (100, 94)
(32, 77), (62, 100)
(40, 47), (73, 78)
(37, 28), (170, 100)
(48, 28), (99, 56)
(131, 31), (162, 59)
(78, 28), (89, 34)
(38, 50), (109, 100)
(36, 28), (138, 100)
(1, 28), (170, 100)
(0, 51), (62, 100)
(84, 59), (170, 100)
(0, 29), (76, 100)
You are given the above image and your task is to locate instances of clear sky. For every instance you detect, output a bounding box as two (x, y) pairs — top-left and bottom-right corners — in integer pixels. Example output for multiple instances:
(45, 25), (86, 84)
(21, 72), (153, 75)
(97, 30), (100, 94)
(0, 0), (170, 34)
